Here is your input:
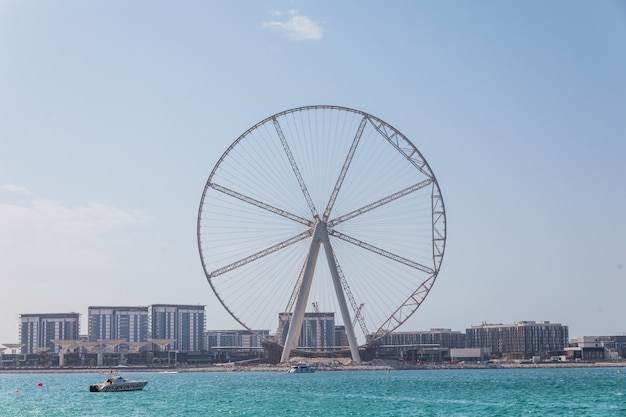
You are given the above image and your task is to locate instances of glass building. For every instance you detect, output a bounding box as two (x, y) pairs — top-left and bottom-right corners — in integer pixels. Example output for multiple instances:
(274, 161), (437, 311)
(206, 329), (269, 350)
(277, 311), (337, 351)
(466, 321), (569, 359)
(151, 304), (205, 351)
(19, 313), (80, 354)
(87, 306), (149, 346)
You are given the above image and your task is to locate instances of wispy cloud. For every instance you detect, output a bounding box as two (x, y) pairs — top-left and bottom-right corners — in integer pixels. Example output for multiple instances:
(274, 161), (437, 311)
(0, 187), (151, 273)
(262, 9), (323, 41)
(1, 184), (32, 195)
(0, 186), (155, 343)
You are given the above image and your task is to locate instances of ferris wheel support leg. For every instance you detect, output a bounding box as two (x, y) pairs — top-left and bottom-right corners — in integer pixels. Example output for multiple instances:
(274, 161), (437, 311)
(280, 224), (323, 363)
(322, 236), (362, 365)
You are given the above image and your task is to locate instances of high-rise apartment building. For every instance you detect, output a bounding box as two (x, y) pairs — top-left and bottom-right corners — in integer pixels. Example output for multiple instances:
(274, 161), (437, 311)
(88, 306), (149, 345)
(19, 313), (80, 354)
(466, 321), (568, 359)
(151, 304), (205, 351)
(277, 312), (337, 351)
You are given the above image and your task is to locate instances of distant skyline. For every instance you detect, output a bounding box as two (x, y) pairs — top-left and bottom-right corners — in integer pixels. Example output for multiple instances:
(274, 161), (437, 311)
(1, 1), (625, 345)
(4, 303), (613, 341)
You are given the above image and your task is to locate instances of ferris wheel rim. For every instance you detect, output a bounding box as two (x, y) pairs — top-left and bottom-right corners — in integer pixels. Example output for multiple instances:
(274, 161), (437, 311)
(197, 105), (447, 351)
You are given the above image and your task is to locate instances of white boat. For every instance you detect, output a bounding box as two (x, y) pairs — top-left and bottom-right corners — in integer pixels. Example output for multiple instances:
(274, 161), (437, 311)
(89, 375), (148, 392)
(288, 363), (316, 373)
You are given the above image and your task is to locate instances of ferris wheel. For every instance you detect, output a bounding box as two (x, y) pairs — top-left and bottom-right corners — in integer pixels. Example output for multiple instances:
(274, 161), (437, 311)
(197, 105), (446, 363)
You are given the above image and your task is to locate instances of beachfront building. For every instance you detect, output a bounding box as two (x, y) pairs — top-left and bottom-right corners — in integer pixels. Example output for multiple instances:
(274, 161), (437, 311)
(373, 328), (467, 362)
(204, 329), (269, 363)
(566, 336), (606, 361)
(466, 321), (569, 360)
(450, 347), (492, 362)
(87, 306), (149, 349)
(565, 335), (626, 361)
(19, 313), (80, 354)
(206, 329), (269, 350)
(151, 304), (205, 352)
(602, 335), (626, 359)
(380, 328), (467, 349)
(334, 325), (349, 349)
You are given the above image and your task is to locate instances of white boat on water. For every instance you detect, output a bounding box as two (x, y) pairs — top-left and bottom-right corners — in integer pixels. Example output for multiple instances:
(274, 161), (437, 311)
(89, 375), (148, 392)
(288, 363), (316, 373)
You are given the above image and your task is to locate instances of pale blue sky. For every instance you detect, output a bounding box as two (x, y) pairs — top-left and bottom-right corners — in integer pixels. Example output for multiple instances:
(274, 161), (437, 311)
(1, 1), (625, 345)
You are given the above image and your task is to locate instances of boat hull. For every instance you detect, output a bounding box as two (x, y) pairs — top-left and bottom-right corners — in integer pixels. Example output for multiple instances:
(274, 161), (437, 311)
(288, 364), (316, 373)
(89, 377), (148, 392)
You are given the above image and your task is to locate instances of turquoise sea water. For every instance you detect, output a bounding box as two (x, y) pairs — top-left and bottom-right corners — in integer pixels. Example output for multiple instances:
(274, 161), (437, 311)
(1, 367), (624, 416)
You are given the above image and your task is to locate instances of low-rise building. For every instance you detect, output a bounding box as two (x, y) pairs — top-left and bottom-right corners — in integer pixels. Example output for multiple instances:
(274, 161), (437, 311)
(371, 328), (466, 362)
(466, 321), (568, 360)
(565, 335), (626, 361)
(450, 347), (491, 362)
(597, 335), (626, 359)
(206, 329), (268, 350)
(379, 328), (466, 349)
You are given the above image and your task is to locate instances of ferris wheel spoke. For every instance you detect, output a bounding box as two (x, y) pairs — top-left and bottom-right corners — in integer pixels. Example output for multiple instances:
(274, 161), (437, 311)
(322, 115), (368, 222)
(330, 230), (434, 274)
(272, 116), (319, 218)
(283, 263), (306, 314)
(328, 178), (433, 228)
(209, 182), (313, 226)
(209, 230), (312, 278)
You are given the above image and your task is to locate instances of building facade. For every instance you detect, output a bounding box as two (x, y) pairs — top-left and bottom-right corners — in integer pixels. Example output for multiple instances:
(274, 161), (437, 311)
(372, 328), (466, 362)
(566, 335), (626, 361)
(466, 321), (569, 359)
(603, 335), (626, 359)
(19, 313), (80, 354)
(276, 312), (338, 351)
(151, 304), (205, 351)
(206, 329), (269, 350)
(88, 306), (149, 346)
(379, 328), (467, 349)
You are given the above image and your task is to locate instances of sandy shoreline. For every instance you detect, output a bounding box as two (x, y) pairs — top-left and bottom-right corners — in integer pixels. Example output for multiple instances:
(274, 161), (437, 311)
(1, 359), (623, 374)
